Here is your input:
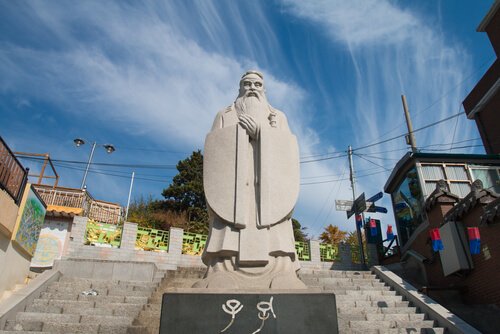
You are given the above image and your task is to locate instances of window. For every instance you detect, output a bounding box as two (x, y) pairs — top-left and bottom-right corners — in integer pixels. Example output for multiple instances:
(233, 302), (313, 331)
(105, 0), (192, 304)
(391, 167), (425, 247)
(420, 164), (470, 197)
(470, 167), (500, 194)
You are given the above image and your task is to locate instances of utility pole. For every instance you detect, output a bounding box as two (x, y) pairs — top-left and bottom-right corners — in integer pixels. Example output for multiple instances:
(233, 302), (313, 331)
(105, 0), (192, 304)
(81, 141), (97, 189)
(125, 171), (135, 221)
(401, 95), (417, 152)
(348, 145), (367, 266)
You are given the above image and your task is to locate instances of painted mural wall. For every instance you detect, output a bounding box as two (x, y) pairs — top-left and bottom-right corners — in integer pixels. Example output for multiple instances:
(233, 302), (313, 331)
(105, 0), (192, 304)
(31, 219), (69, 268)
(13, 186), (46, 256)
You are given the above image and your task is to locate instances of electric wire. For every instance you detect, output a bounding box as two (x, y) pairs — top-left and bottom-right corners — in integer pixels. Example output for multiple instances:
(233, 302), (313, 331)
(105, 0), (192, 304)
(352, 111), (463, 152)
(311, 161), (348, 229)
(353, 153), (392, 171)
(359, 56), (494, 146)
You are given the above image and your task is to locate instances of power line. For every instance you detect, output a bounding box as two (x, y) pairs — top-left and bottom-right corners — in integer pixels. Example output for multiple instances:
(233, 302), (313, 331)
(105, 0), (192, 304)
(419, 144), (485, 152)
(17, 156), (177, 169)
(22, 158), (173, 184)
(353, 111), (463, 152)
(300, 153), (348, 164)
(360, 56), (494, 146)
(353, 153), (392, 171)
(300, 169), (388, 186)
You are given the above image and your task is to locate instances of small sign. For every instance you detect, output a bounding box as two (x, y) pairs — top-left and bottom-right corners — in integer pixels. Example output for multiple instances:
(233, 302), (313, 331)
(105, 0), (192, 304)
(335, 199), (353, 211)
(366, 191), (383, 203)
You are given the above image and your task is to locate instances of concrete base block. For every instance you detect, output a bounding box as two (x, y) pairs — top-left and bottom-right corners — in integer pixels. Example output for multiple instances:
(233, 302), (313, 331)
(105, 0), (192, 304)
(159, 289), (337, 334)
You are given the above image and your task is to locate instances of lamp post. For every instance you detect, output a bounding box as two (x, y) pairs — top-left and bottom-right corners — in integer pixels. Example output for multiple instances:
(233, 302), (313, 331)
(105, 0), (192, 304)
(74, 138), (115, 190)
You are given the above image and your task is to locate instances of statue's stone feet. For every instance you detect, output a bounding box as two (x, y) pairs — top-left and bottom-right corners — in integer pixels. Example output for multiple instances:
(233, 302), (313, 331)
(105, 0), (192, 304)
(192, 272), (238, 289)
(270, 273), (307, 289)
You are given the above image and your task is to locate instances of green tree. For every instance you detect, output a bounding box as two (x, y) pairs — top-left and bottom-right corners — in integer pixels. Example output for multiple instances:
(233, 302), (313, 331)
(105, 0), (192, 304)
(292, 218), (308, 242)
(160, 150), (208, 233)
(320, 224), (348, 245)
(346, 230), (367, 264)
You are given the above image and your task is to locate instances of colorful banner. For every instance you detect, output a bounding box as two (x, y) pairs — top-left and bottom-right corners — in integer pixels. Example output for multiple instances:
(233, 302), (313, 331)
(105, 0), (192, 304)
(467, 227), (481, 255)
(14, 185), (46, 256)
(429, 228), (444, 252)
(369, 219), (377, 237)
(31, 219), (69, 267)
(355, 214), (363, 229)
(386, 225), (394, 240)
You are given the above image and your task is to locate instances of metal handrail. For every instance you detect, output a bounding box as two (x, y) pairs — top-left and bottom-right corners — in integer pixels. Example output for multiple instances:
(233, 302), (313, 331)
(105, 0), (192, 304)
(0, 136), (28, 203)
(379, 237), (400, 259)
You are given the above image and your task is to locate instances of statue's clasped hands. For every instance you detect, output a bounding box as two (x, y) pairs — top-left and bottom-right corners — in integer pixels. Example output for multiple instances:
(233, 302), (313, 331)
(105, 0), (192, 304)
(239, 114), (259, 139)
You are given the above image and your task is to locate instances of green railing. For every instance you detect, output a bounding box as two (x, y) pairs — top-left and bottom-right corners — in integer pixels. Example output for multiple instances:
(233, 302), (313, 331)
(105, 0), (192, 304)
(85, 220), (122, 247)
(295, 241), (311, 261)
(182, 232), (208, 255)
(319, 243), (339, 262)
(136, 227), (169, 251)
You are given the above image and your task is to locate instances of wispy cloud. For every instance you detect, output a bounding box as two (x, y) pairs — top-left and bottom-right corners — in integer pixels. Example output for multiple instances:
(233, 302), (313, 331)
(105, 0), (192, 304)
(0, 1), (484, 236)
(0, 1), (312, 149)
(0, 1), (331, 224)
(281, 0), (482, 234)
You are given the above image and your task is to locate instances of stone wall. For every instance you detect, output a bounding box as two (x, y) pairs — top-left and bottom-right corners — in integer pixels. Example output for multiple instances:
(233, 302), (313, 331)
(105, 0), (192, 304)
(0, 188), (32, 299)
(63, 216), (377, 271)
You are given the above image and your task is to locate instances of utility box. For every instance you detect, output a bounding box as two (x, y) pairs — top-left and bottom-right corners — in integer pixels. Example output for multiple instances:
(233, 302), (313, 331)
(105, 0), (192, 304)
(439, 221), (473, 276)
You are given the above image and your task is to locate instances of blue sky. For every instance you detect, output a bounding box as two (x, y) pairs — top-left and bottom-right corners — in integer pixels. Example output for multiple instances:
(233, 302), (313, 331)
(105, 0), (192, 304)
(0, 0), (495, 238)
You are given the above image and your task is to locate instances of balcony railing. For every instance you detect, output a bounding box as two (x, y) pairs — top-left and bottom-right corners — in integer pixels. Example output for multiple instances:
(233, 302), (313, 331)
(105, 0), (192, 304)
(0, 136), (28, 203)
(34, 185), (91, 212)
(32, 184), (122, 224)
(89, 200), (122, 225)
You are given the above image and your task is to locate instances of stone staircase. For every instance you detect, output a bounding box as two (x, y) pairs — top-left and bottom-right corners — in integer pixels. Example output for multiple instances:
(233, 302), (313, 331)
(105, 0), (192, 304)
(1, 267), (451, 333)
(133, 267), (206, 334)
(0, 270), (167, 334)
(298, 269), (445, 334)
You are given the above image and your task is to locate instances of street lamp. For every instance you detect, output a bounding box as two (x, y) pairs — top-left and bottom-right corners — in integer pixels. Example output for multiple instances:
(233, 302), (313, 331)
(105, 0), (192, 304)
(74, 138), (116, 189)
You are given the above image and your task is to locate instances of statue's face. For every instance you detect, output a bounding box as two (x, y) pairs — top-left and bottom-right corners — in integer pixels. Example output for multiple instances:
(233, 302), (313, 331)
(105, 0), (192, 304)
(239, 74), (265, 99)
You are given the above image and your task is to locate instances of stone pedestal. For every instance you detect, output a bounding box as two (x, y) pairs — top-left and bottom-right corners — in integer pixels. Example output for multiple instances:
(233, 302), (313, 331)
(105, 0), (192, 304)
(160, 289), (338, 334)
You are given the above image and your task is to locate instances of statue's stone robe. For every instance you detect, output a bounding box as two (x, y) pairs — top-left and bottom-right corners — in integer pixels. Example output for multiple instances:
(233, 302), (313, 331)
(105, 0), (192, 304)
(203, 104), (300, 268)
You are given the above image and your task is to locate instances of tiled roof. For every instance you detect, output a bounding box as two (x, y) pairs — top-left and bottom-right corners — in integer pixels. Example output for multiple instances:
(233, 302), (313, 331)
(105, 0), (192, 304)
(444, 180), (499, 223)
(424, 179), (460, 211)
(480, 197), (500, 225)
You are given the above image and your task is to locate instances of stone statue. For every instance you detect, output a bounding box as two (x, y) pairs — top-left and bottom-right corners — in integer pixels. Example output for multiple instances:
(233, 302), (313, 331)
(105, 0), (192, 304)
(194, 71), (306, 289)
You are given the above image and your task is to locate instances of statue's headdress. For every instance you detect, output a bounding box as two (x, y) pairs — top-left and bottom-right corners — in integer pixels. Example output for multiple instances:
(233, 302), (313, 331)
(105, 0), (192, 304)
(241, 70), (263, 80)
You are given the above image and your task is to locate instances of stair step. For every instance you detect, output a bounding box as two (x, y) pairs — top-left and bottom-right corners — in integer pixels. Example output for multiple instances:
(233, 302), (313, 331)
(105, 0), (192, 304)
(335, 294), (403, 302)
(338, 306), (417, 314)
(97, 324), (150, 334)
(367, 313), (425, 321)
(339, 313), (425, 322)
(299, 270), (374, 278)
(0, 331), (52, 334)
(16, 312), (80, 323)
(4, 319), (43, 331)
(347, 320), (436, 330)
(42, 322), (100, 333)
(337, 300), (410, 308)
(342, 328), (445, 334)
(81, 315), (134, 326)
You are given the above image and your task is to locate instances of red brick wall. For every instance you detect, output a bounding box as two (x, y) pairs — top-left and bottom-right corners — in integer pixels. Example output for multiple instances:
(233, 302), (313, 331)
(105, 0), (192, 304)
(418, 201), (500, 306)
(460, 206), (500, 306)
(414, 202), (462, 287)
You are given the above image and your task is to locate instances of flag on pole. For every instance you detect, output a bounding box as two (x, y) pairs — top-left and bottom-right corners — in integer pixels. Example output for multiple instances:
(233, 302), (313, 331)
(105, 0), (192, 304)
(369, 219), (377, 237)
(429, 228), (444, 252)
(355, 214), (363, 229)
(467, 227), (481, 255)
(386, 225), (394, 240)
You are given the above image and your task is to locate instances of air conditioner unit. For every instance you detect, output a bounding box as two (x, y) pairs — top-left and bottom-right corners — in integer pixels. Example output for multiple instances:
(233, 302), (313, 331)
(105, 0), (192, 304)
(439, 221), (473, 276)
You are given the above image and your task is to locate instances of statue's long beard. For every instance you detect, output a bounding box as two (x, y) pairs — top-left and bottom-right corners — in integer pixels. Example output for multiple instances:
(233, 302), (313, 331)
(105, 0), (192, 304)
(235, 94), (269, 124)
